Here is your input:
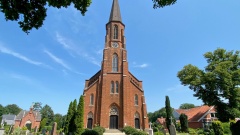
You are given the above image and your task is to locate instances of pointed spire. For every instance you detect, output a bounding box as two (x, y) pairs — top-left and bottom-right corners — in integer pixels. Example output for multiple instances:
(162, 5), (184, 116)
(109, 0), (122, 22)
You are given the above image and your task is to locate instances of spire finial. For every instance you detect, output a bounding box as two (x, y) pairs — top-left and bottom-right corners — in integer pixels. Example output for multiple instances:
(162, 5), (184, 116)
(109, 0), (122, 22)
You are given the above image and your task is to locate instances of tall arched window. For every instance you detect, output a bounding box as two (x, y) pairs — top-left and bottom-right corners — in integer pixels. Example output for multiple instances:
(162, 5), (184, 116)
(90, 94), (94, 105)
(111, 81), (114, 93)
(113, 25), (118, 39)
(116, 81), (119, 93)
(112, 54), (118, 72)
(87, 112), (93, 129)
(134, 95), (138, 105)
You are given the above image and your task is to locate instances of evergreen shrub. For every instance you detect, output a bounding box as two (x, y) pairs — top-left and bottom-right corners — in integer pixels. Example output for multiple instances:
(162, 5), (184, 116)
(93, 126), (105, 135)
(81, 130), (99, 135)
(230, 120), (240, 135)
(122, 126), (138, 135)
(132, 131), (148, 135)
(222, 122), (231, 134)
(188, 128), (196, 135)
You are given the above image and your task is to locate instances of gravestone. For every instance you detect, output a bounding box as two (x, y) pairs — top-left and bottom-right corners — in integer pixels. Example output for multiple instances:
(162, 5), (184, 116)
(148, 122), (153, 135)
(51, 122), (57, 135)
(169, 124), (176, 135)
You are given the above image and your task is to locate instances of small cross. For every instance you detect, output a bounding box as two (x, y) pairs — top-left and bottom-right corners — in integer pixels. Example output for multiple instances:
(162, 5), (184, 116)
(169, 116), (174, 124)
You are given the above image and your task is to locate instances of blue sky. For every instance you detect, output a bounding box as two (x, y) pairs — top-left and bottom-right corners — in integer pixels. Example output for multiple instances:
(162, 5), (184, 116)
(0, 0), (239, 115)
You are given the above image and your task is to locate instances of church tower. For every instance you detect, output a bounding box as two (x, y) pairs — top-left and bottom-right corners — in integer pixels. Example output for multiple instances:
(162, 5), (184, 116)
(83, 0), (149, 130)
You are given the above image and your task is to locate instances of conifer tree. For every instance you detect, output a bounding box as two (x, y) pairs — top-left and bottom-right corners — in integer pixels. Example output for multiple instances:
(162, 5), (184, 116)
(165, 96), (173, 133)
(64, 102), (73, 134)
(75, 95), (84, 135)
(179, 113), (188, 133)
(69, 99), (77, 134)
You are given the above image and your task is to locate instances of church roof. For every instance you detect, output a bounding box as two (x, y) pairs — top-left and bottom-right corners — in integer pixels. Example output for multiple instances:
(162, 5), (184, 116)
(109, 0), (122, 22)
(15, 110), (41, 121)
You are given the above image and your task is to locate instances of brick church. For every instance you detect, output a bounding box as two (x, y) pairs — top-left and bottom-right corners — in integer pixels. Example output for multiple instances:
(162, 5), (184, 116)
(83, 0), (149, 130)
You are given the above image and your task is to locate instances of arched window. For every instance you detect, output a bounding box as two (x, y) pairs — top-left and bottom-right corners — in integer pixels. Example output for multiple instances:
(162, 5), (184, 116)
(112, 54), (118, 72)
(90, 94), (94, 105)
(111, 81), (114, 93)
(134, 95), (138, 105)
(116, 81), (119, 93)
(113, 25), (118, 39)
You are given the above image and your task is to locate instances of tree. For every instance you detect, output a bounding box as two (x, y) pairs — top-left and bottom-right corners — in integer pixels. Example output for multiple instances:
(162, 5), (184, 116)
(177, 48), (240, 122)
(75, 95), (84, 135)
(40, 104), (54, 126)
(165, 96), (174, 133)
(5, 104), (21, 115)
(148, 107), (167, 122)
(54, 113), (63, 130)
(64, 101), (73, 134)
(33, 102), (42, 112)
(69, 99), (77, 134)
(39, 118), (48, 132)
(0, 104), (7, 116)
(152, 0), (177, 9)
(0, 0), (92, 33)
(179, 113), (188, 133)
(179, 103), (195, 109)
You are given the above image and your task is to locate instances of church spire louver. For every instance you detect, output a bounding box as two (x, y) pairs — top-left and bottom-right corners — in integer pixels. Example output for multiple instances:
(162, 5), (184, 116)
(109, 0), (122, 22)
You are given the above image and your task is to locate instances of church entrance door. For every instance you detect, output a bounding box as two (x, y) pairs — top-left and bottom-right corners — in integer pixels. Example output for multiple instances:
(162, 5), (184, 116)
(87, 118), (93, 129)
(109, 115), (118, 129)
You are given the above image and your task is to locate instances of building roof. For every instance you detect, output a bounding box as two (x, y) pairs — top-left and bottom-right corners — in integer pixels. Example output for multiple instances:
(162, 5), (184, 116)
(1, 114), (16, 121)
(109, 0), (122, 22)
(156, 117), (166, 125)
(15, 110), (41, 121)
(175, 105), (215, 122)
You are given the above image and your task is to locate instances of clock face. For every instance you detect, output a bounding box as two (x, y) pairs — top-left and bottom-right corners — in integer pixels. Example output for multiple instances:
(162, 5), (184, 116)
(112, 42), (119, 48)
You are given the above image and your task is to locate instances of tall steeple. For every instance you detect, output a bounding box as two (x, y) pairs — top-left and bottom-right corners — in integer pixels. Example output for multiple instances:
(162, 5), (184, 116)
(109, 0), (122, 22)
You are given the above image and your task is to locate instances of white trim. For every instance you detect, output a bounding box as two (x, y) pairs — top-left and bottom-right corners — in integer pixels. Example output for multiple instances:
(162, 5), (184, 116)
(197, 106), (214, 122)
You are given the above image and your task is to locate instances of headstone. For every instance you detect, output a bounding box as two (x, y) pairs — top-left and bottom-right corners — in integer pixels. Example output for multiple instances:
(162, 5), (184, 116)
(169, 124), (176, 135)
(148, 122), (153, 135)
(51, 122), (57, 135)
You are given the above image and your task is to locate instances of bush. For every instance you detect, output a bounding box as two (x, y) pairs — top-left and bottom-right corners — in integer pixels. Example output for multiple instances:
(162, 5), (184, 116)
(188, 128), (196, 135)
(81, 130), (99, 135)
(132, 131), (148, 135)
(153, 127), (158, 132)
(122, 126), (138, 135)
(211, 121), (224, 135)
(154, 132), (164, 135)
(222, 122), (231, 134)
(93, 126), (105, 135)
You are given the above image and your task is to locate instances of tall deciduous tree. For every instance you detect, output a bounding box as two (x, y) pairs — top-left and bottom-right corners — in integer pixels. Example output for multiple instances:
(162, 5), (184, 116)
(177, 48), (240, 122)
(0, 0), (92, 33)
(179, 103), (195, 109)
(40, 104), (54, 125)
(179, 113), (188, 133)
(0, 104), (7, 116)
(75, 95), (84, 135)
(165, 96), (174, 133)
(5, 104), (21, 115)
(54, 113), (63, 130)
(152, 0), (177, 9)
(148, 107), (167, 122)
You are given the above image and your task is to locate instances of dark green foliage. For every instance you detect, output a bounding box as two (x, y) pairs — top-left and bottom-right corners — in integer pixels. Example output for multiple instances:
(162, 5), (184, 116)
(152, 0), (177, 9)
(54, 113), (63, 130)
(179, 113), (188, 133)
(154, 132), (164, 135)
(132, 131), (148, 135)
(222, 122), (231, 134)
(0, 104), (7, 116)
(148, 107), (167, 122)
(179, 103), (195, 109)
(81, 130), (99, 135)
(93, 126), (105, 135)
(39, 118), (47, 132)
(64, 101), (73, 134)
(211, 121), (224, 135)
(5, 104), (21, 115)
(33, 102), (42, 112)
(177, 48), (240, 122)
(69, 99), (77, 134)
(0, 0), (92, 33)
(165, 96), (174, 133)
(230, 120), (240, 135)
(75, 95), (84, 135)
(40, 104), (54, 126)
(153, 127), (158, 132)
(122, 126), (138, 135)
(188, 128), (196, 135)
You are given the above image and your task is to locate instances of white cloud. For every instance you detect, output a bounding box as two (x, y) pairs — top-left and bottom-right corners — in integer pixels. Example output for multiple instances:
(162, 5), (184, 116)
(44, 49), (71, 70)
(133, 62), (149, 68)
(55, 32), (101, 67)
(0, 44), (50, 68)
(166, 84), (187, 92)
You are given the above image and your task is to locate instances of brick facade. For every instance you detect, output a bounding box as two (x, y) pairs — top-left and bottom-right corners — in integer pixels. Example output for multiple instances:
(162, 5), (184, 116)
(83, 0), (149, 130)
